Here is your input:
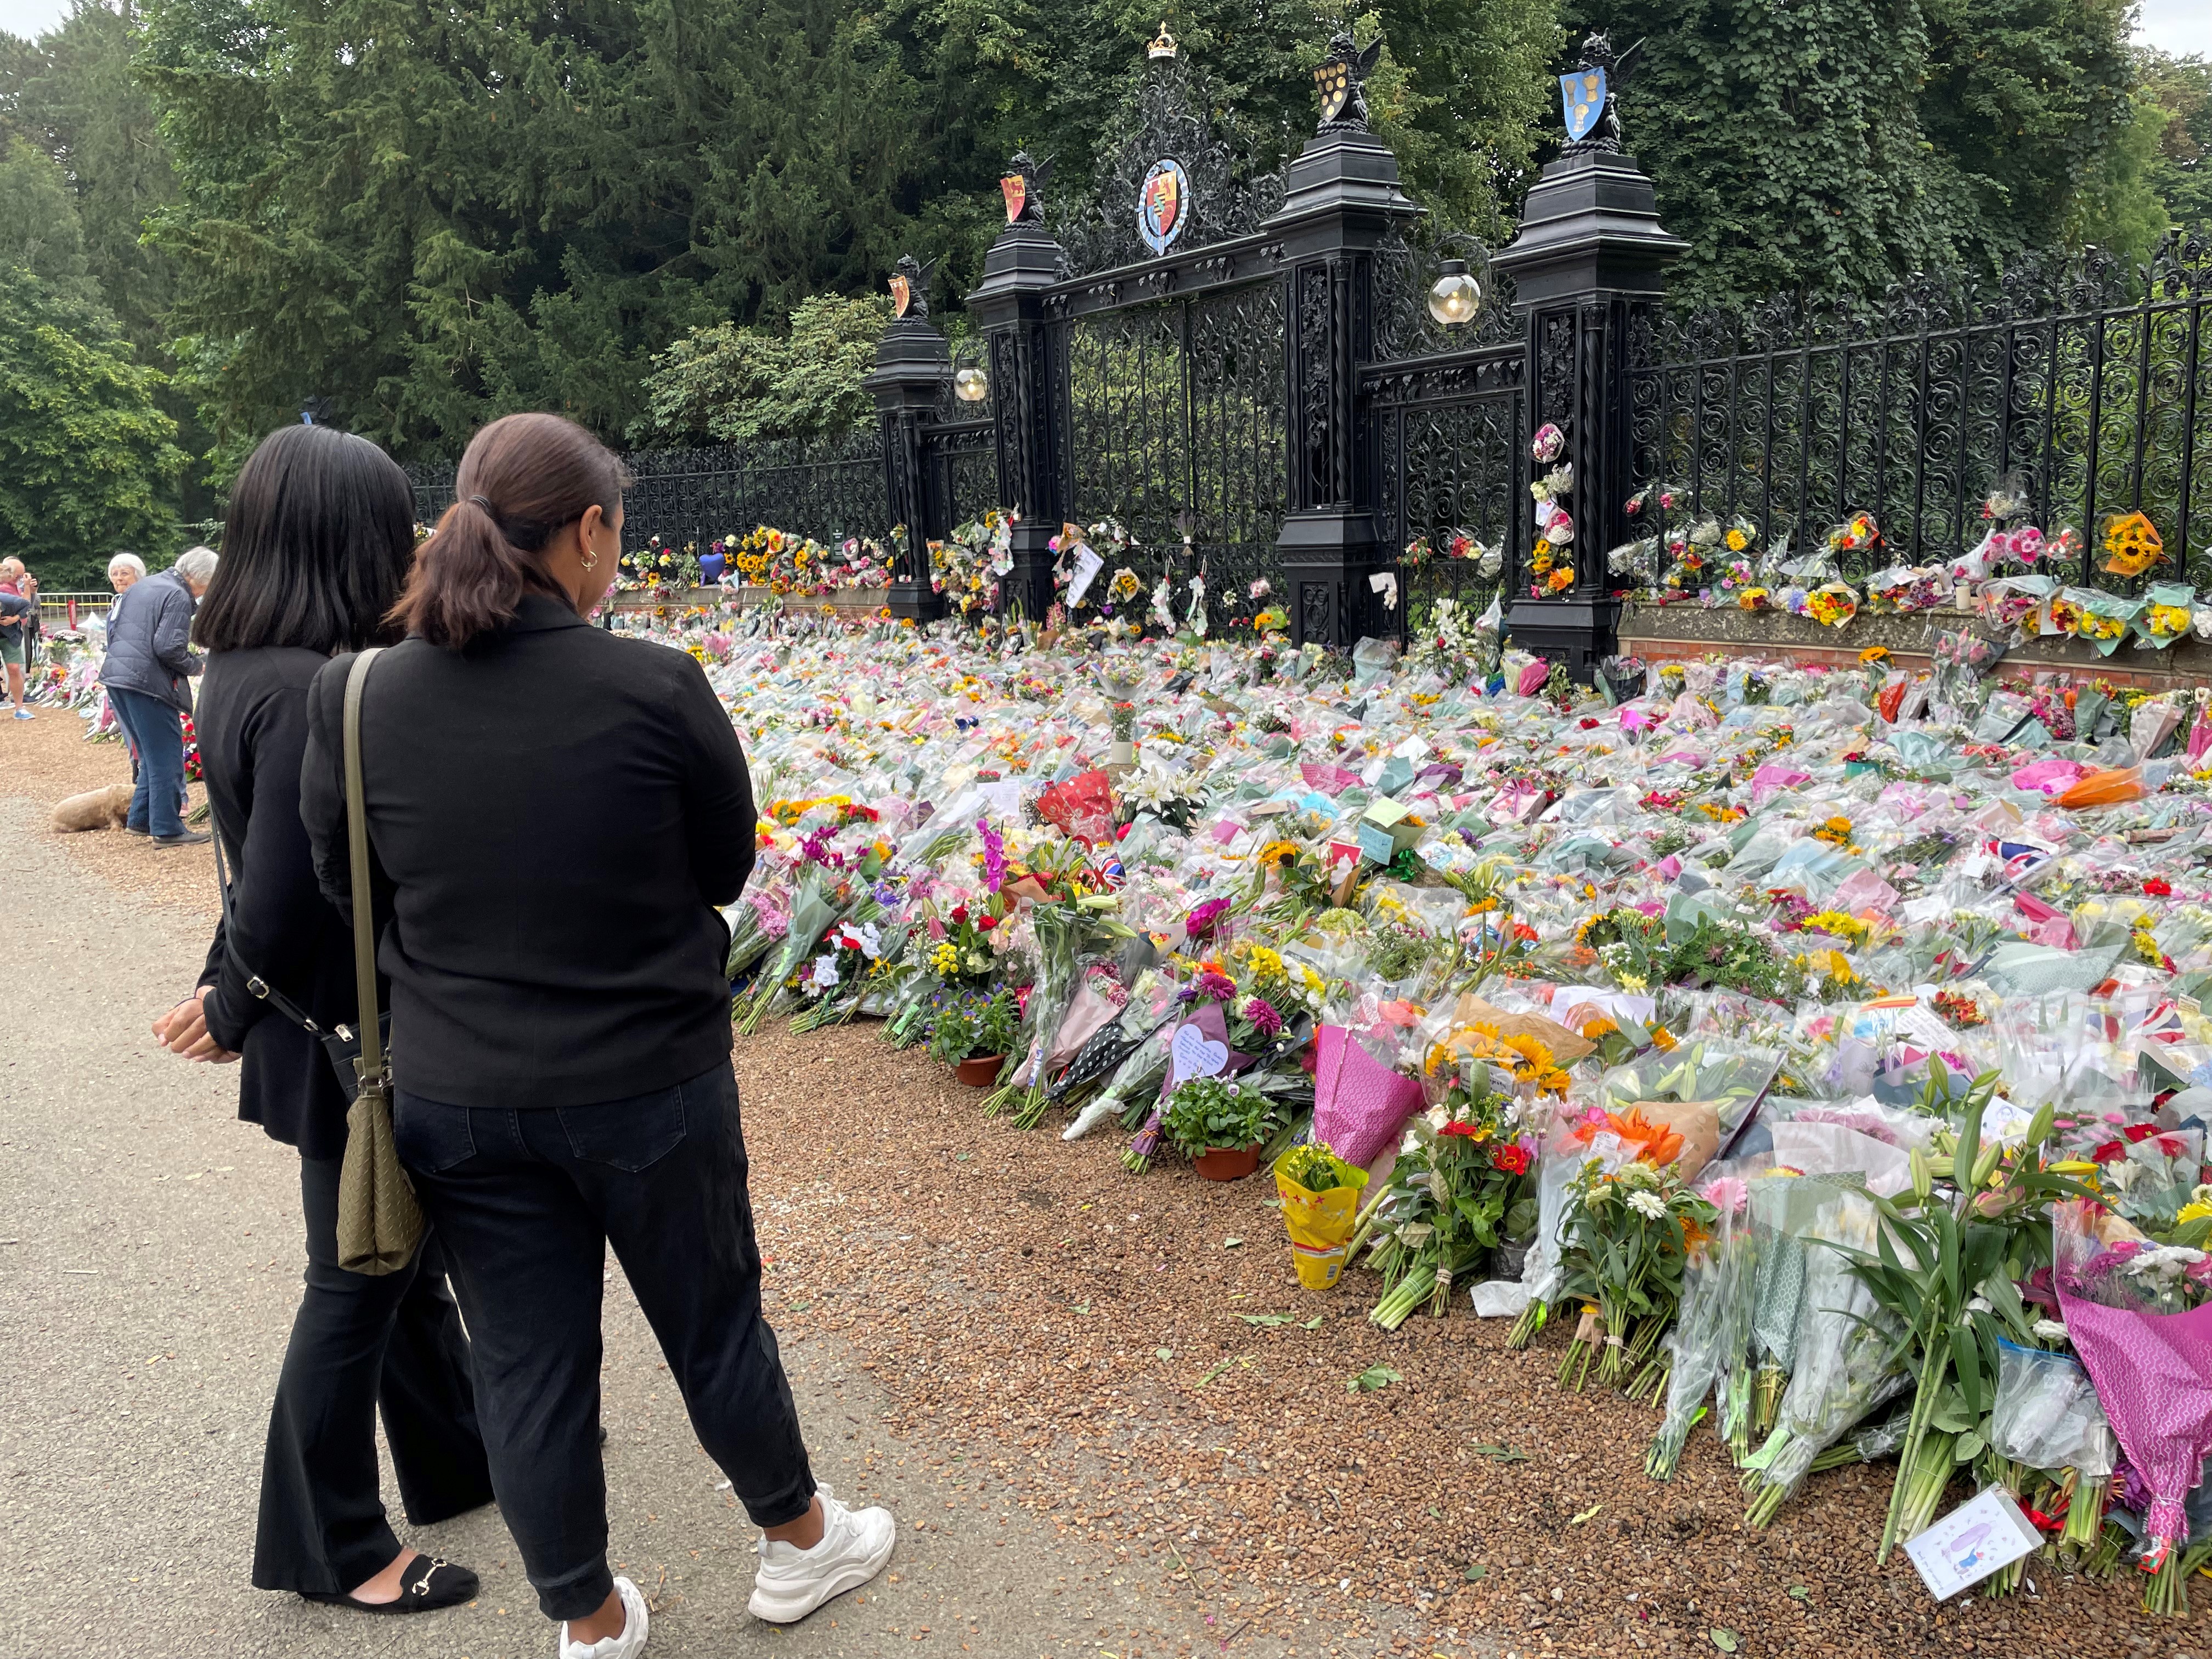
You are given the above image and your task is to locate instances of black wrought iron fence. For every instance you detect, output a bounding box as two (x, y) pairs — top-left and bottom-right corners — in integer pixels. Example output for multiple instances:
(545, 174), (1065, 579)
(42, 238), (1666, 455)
(405, 430), (891, 555)
(1627, 235), (2212, 589)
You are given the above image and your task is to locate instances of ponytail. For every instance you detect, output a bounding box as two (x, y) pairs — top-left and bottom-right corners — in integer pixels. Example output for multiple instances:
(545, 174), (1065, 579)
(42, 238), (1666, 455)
(391, 412), (630, 649)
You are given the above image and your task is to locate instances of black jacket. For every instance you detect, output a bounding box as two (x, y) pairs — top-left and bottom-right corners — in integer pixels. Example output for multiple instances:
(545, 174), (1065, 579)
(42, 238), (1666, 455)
(100, 569), (202, 712)
(300, 595), (756, 1110)
(196, 646), (363, 1160)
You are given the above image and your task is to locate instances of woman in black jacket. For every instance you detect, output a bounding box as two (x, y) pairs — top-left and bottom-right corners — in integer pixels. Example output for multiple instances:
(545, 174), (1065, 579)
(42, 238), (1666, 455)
(153, 424), (490, 1611)
(300, 412), (893, 1659)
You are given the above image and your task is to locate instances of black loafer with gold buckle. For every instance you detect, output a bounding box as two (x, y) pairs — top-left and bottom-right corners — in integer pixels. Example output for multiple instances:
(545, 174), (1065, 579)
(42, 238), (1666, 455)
(303, 1553), (479, 1615)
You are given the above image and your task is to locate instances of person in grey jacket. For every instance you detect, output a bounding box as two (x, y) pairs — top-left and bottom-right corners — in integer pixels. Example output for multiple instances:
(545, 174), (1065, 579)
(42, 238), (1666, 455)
(100, 544), (218, 845)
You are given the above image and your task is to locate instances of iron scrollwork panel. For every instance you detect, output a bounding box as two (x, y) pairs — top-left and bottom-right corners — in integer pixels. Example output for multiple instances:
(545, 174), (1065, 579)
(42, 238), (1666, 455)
(1623, 234), (2212, 589)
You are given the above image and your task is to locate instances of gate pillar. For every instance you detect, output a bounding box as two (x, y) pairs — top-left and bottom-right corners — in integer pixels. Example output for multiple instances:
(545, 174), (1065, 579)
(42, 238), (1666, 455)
(1493, 42), (1684, 680)
(866, 266), (952, 622)
(1262, 38), (1419, 651)
(968, 158), (1069, 621)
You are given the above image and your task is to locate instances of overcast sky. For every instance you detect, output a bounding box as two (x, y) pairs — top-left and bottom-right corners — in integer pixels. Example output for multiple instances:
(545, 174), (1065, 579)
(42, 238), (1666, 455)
(1, 0), (2208, 80)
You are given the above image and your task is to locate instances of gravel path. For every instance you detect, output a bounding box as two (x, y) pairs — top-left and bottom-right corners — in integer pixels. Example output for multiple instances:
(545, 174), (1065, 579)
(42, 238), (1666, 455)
(7, 720), (2206, 1658)
(0, 785), (1305, 1659)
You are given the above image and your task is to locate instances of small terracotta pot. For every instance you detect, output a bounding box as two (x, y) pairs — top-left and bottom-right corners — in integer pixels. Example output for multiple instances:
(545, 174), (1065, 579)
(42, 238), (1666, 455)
(1192, 1143), (1262, 1181)
(955, 1053), (1005, 1088)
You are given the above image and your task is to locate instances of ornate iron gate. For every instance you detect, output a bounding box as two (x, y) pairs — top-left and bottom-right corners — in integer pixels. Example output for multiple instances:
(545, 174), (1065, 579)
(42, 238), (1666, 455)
(1057, 277), (1288, 632)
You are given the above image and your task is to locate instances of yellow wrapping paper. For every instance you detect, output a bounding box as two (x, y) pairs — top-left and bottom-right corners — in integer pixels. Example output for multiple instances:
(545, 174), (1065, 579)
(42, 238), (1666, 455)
(1274, 1149), (1370, 1291)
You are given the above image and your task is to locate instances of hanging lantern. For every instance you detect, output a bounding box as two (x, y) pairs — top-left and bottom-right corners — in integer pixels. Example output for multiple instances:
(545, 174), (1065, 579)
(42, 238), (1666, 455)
(954, 365), (990, 402)
(1427, 258), (1481, 326)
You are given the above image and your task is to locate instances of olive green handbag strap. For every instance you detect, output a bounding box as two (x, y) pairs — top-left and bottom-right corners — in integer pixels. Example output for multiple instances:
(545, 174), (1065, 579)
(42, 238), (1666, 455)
(341, 647), (387, 1091)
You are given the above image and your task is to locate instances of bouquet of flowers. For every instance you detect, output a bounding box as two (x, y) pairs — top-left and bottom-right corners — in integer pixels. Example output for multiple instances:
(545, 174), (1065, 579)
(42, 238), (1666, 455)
(1825, 511), (1882, 566)
(1357, 1059), (1538, 1329)
(2053, 1197), (2212, 1611)
(1797, 582), (1860, 630)
(1865, 565), (1950, 614)
(2135, 582), (2197, 649)
(2101, 510), (2166, 578)
(1741, 1184), (1910, 1526)
(1550, 1126), (1716, 1390)
(2052, 586), (2143, 656)
(1402, 527), (1498, 575)
(935, 510), (1015, 614)
(1647, 1173), (1752, 1476)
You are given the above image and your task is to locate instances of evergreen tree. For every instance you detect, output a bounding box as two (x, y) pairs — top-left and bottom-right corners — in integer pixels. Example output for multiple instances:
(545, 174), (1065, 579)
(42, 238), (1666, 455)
(1579, 0), (2135, 307)
(4, 1), (178, 354)
(2140, 50), (2212, 232)
(1583, 0), (1961, 308)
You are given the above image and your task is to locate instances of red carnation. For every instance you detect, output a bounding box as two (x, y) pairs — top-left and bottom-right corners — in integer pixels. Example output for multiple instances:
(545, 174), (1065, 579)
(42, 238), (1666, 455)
(2145, 878), (2172, 897)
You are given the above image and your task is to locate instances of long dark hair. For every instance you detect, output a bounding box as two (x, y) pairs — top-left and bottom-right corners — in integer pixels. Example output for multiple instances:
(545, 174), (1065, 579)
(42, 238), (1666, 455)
(192, 425), (417, 654)
(391, 412), (629, 650)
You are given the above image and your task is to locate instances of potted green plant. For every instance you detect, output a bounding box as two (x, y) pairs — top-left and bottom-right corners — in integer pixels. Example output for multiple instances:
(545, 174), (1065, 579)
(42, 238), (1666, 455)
(927, 1002), (982, 1077)
(939, 989), (1017, 1088)
(1164, 1075), (1275, 1180)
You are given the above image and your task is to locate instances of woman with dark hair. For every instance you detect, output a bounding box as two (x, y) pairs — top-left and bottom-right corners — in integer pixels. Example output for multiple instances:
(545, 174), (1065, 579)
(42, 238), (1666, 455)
(301, 411), (892, 1659)
(152, 422), (492, 1612)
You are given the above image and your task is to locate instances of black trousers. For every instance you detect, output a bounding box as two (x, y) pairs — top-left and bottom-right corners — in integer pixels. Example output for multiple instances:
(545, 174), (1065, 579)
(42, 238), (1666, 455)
(392, 1062), (815, 1621)
(253, 1155), (495, 1593)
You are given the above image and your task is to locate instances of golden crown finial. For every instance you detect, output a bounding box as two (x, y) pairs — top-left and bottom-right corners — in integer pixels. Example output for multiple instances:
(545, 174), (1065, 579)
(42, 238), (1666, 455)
(1147, 20), (1178, 58)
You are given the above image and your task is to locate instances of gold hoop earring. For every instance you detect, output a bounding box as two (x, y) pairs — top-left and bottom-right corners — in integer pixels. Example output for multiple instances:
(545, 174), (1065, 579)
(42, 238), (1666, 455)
(582, 548), (600, 572)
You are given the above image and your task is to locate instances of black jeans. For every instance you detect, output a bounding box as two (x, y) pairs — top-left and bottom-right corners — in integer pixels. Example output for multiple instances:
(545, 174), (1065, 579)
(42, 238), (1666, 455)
(253, 1155), (494, 1593)
(393, 1062), (815, 1621)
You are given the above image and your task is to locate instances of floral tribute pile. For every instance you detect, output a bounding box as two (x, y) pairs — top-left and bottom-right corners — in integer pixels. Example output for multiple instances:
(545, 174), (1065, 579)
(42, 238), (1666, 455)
(605, 589), (2212, 1615)
(1607, 475), (2212, 665)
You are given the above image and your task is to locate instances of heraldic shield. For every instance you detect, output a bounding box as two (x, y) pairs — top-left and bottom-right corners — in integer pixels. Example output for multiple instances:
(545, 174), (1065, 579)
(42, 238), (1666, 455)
(1314, 59), (1350, 124)
(1139, 159), (1188, 256)
(1001, 172), (1026, 223)
(1560, 68), (1606, 142)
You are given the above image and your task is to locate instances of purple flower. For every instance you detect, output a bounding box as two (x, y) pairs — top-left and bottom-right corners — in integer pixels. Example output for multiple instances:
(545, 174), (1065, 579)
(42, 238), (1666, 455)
(977, 817), (1007, 892)
(1242, 996), (1283, 1037)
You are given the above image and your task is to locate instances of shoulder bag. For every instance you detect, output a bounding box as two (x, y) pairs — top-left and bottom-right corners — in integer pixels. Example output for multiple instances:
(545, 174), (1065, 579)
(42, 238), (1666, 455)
(208, 646), (422, 1274)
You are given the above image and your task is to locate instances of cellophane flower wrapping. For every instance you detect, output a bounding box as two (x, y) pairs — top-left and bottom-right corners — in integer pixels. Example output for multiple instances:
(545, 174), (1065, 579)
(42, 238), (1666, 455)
(1745, 1188), (1909, 1505)
(1649, 1178), (1751, 1476)
(749, 870), (840, 1017)
(1989, 1338), (2118, 1479)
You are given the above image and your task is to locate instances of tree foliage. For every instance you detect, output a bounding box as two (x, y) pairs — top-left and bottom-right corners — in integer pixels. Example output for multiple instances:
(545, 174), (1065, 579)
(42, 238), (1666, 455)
(0, 263), (187, 589)
(635, 293), (891, 446)
(1581, 0), (2137, 307)
(2140, 50), (2212, 233)
(0, 0), (2191, 473)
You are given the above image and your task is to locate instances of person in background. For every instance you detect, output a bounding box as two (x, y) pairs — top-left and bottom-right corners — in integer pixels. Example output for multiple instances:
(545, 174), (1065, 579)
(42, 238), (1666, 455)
(0, 557), (32, 719)
(100, 544), (217, 845)
(109, 550), (147, 594)
(303, 413), (894, 1659)
(154, 423), (492, 1617)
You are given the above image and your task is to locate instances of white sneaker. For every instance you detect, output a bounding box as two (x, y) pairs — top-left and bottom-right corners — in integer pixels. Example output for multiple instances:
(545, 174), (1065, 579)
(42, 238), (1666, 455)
(746, 1484), (896, 1624)
(558, 1575), (649, 1659)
